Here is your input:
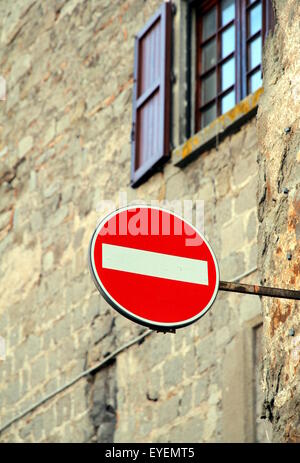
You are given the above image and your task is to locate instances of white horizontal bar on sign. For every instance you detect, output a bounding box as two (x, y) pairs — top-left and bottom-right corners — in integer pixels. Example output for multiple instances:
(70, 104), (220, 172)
(102, 244), (209, 286)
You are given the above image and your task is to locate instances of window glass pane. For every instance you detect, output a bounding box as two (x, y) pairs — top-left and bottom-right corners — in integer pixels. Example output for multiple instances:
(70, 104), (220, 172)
(221, 90), (235, 114)
(248, 35), (262, 70)
(201, 104), (216, 128)
(221, 25), (235, 58)
(201, 71), (216, 104)
(202, 7), (217, 41)
(221, 0), (235, 26)
(249, 69), (262, 93)
(248, 3), (262, 36)
(221, 58), (235, 91)
(202, 39), (217, 72)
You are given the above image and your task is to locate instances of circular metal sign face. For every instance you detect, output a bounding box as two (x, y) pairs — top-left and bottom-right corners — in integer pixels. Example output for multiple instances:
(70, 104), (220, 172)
(88, 205), (219, 330)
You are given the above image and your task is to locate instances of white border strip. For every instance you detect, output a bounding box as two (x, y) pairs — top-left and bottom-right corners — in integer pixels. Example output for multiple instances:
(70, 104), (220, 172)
(102, 243), (209, 285)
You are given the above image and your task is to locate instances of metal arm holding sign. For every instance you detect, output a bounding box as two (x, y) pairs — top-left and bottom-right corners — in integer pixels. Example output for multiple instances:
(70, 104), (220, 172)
(88, 205), (299, 333)
(219, 281), (300, 301)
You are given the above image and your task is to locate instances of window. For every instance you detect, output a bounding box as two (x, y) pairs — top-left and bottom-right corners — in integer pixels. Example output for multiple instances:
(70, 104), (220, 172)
(131, 1), (274, 183)
(196, 0), (274, 130)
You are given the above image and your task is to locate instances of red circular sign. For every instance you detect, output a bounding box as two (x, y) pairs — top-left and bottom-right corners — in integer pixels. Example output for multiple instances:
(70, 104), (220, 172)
(88, 205), (219, 330)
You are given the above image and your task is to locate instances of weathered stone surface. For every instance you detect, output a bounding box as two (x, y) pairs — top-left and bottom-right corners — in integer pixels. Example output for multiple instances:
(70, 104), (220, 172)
(179, 384), (192, 416)
(221, 217), (247, 258)
(216, 196), (232, 225)
(158, 395), (179, 427)
(219, 252), (245, 283)
(196, 335), (216, 373)
(0, 210), (11, 231)
(25, 334), (41, 360)
(147, 333), (172, 369)
(257, 0), (300, 442)
(194, 375), (209, 407)
(234, 177), (257, 215)
(0, 0), (267, 445)
(42, 251), (54, 272)
(178, 416), (204, 443)
(31, 356), (46, 388)
(232, 150), (257, 188)
(163, 356), (184, 389)
(247, 211), (257, 242)
(18, 135), (33, 158)
(1, 1), (36, 45)
(43, 121), (56, 146)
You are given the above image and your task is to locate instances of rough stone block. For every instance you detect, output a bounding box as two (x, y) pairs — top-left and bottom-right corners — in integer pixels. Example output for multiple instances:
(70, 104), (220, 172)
(244, 124), (258, 150)
(248, 242), (258, 269)
(211, 296), (231, 330)
(163, 355), (184, 389)
(86, 295), (101, 320)
(165, 173), (186, 200)
(195, 335), (216, 373)
(42, 251), (54, 272)
(146, 370), (161, 402)
(31, 356), (46, 388)
(1, 1), (36, 45)
(56, 394), (71, 427)
(32, 414), (43, 442)
(97, 421), (115, 443)
(184, 347), (197, 378)
(233, 150), (257, 188)
(219, 252), (245, 281)
(92, 313), (113, 345)
(5, 375), (20, 405)
(147, 333), (172, 369)
(216, 196), (233, 225)
(0, 210), (11, 231)
(158, 394), (179, 427)
(239, 294), (261, 323)
(51, 205), (68, 228)
(72, 305), (85, 331)
(216, 325), (232, 348)
(234, 177), (257, 215)
(221, 217), (246, 258)
(194, 374), (209, 406)
(193, 312), (212, 339)
(0, 183), (14, 213)
(43, 120), (56, 146)
(18, 135), (33, 158)
(25, 335), (41, 360)
(178, 416), (204, 443)
(30, 210), (43, 232)
(247, 210), (257, 242)
(215, 167), (231, 198)
(52, 316), (71, 344)
(42, 407), (55, 435)
(8, 326), (19, 348)
(179, 384), (192, 416)
(19, 421), (33, 441)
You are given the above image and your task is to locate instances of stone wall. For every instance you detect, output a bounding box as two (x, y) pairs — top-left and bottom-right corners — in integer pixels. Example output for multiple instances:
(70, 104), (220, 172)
(0, 0), (263, 442)
(256, 0), (300, 443)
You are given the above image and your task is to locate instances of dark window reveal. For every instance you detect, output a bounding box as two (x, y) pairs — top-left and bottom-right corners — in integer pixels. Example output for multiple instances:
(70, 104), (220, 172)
(131, 3), (172, 187)
(196, 0), (274, 131)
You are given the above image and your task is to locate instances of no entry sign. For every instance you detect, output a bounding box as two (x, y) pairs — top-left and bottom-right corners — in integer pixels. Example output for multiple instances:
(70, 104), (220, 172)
(88, 206), (219, 330)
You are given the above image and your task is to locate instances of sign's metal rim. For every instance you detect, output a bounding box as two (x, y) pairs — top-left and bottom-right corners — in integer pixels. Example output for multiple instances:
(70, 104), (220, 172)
(88, 205), (220, 330)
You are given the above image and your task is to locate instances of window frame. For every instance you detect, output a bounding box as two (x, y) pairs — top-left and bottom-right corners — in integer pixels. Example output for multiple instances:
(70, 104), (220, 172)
(195, 0), (274, 132)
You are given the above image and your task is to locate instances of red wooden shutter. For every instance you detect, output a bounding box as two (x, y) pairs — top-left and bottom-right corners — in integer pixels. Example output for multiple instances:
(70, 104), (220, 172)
(131, 2), (172, 187)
